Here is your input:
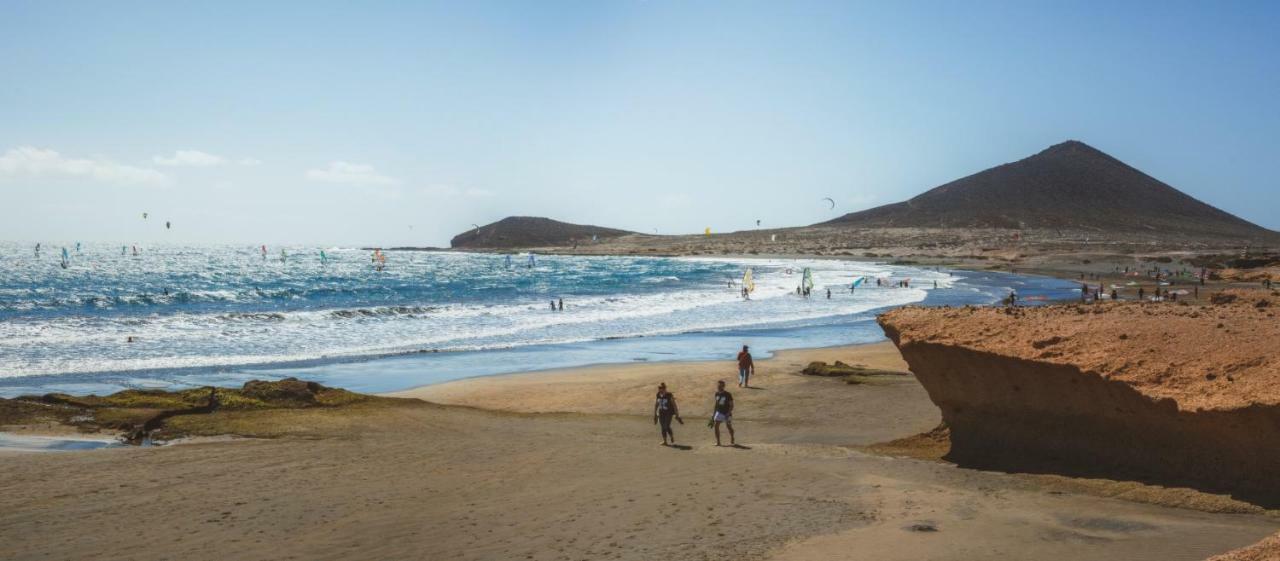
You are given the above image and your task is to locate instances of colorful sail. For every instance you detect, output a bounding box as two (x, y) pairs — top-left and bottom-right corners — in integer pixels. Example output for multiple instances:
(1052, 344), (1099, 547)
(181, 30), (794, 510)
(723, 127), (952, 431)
(743, 268), (755, 293)
(802, 267), (814, 292)
(851, 276), (865, 289)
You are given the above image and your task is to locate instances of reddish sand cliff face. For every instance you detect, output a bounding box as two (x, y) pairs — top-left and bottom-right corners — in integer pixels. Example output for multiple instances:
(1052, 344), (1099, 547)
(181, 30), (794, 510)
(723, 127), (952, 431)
(1207, 531), (1280, 561)
(878, 291), (1280, 505)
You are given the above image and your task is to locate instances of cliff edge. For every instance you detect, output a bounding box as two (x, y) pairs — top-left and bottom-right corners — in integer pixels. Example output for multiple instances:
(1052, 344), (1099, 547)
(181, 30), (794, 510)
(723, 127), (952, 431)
(877, 290), (1280, 505)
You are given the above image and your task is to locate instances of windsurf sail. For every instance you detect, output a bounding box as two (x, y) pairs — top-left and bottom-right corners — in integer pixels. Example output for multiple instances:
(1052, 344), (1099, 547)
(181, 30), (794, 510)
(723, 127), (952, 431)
(528, 253), (536, 267)
(320, 250), (328, 264)
(770, 234), (777, 242)
(851, 276), (865, 289)
(704, 227), (711, 236)
(504, 254), (512, 268)
(743, 268), (755, 293)
(802, 267), (814, 292)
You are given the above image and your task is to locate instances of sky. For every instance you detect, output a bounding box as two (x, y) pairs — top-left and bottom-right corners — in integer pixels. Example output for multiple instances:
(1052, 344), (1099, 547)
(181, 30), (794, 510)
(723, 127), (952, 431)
(1, 1), (1278, 247)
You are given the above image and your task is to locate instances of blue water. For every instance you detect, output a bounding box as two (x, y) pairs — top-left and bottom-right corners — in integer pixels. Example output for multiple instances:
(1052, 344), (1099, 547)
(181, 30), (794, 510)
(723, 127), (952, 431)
(0, 243), (1078, 397)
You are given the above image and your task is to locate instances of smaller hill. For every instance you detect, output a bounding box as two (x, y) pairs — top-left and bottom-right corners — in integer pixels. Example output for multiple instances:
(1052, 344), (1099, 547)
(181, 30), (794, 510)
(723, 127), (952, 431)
(451, 217), (635, 249)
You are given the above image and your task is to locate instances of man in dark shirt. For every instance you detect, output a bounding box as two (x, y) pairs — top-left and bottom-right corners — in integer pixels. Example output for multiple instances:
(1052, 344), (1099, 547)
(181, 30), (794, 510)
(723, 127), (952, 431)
(711, 380), (735, 446)
(653, 383), (682, 446)
(736, 345), (754, 388)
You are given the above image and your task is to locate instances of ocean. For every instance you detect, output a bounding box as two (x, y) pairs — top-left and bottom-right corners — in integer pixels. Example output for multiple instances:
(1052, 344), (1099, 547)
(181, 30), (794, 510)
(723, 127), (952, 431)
(0, 243), (1079, 396)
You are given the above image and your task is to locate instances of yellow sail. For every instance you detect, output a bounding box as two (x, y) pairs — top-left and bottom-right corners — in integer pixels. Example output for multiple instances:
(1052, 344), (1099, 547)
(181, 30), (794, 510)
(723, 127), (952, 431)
(743, 268), (755, 293)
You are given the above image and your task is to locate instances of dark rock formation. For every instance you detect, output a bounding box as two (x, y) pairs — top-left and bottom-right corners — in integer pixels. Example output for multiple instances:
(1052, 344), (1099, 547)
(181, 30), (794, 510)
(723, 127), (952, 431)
(451, 216), (635, 249)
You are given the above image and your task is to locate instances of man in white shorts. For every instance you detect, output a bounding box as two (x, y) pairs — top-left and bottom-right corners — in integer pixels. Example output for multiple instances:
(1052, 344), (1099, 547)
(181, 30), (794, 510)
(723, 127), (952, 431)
(711, 380), (735, 446)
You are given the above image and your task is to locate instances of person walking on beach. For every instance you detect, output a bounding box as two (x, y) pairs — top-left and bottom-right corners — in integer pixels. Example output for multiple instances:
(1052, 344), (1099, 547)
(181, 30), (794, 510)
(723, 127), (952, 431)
(711, 380), (735, 446)
(653, 383), (682, 446)
(736, 345), (754, 388)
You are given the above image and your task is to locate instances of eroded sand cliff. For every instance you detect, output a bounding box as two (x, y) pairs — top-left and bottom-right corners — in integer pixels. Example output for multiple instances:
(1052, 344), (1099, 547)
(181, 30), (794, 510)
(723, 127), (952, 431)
(878, 290), (1280, 506)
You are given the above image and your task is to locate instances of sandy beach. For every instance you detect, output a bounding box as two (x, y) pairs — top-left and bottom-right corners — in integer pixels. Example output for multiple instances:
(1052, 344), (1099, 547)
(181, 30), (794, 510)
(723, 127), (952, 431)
(3, 341), (1275, 561)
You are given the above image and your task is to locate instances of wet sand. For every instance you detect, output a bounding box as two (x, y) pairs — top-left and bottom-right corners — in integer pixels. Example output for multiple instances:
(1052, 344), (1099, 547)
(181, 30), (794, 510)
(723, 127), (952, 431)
(1, 342), (1275, 561)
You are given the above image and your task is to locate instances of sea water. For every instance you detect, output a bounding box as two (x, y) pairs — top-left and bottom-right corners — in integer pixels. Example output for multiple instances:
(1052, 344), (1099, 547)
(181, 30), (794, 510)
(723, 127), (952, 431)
(0, 243), (1078, 396)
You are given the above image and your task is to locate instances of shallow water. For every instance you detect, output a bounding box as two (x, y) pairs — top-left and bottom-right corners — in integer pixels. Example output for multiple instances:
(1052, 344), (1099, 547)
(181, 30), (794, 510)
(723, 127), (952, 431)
(0, 243), (1078, 396)
(0, 433), (123, 452)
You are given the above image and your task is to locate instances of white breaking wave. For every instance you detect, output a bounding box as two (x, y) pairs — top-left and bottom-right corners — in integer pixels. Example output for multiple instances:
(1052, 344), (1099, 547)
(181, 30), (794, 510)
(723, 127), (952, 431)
(0, 249), (953, 378)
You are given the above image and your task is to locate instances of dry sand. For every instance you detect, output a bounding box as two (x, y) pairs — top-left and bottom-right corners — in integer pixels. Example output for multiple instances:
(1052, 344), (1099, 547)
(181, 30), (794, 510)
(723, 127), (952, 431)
(2, 342), (1276, 561)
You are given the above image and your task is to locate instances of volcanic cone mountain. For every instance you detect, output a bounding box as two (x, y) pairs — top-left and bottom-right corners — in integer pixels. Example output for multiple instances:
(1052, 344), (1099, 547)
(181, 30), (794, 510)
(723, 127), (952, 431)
(823, 141), (1276, 242)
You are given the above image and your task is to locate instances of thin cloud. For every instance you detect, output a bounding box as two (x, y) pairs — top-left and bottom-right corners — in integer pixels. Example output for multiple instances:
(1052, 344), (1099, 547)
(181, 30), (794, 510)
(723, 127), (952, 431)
(306, 161), (400, 186)
(0, 146), (167, 185)
(153, 149), (227, 167)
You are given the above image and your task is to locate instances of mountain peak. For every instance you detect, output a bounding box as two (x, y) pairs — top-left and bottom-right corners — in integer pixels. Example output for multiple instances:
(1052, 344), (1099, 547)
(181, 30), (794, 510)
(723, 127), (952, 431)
(823, 141), (1275, 240)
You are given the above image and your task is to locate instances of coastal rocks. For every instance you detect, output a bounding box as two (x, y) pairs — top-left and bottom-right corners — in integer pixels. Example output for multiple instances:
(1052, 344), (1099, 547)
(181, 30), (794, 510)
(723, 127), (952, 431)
(241, 378), (325, 406)
(877, 293), (1280, 506)
(800, 361), (906, 384)
(4, 379), (384, 444)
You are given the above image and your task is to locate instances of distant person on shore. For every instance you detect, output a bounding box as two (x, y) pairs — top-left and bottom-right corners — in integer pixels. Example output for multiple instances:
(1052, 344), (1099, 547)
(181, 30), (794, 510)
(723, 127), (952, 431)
(826, 288), (831, 299)
(711, 380), (735, 446)
(653, 383), (682, 446)
(1111, 288), (1118, 301)
(1138, 287), (1145, 301)
(737, 345), (754, 387)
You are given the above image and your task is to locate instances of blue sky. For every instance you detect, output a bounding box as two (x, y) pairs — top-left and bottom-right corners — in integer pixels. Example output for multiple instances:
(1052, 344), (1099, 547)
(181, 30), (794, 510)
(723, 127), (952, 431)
(2, 1), (1277, 246)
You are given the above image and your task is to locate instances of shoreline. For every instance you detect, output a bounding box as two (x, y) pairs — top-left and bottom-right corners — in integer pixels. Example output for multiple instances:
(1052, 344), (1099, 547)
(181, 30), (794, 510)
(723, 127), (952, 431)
(3, 256), (1076, 399)
(382, 339), (900, 402)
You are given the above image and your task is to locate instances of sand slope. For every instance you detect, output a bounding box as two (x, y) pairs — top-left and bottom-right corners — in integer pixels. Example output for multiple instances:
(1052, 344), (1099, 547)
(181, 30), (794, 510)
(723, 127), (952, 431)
(2, 343), (1274, 561)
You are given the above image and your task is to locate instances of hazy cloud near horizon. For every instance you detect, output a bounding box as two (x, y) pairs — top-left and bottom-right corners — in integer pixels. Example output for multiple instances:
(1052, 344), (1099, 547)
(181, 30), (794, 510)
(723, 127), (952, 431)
(1, 1), (1277, 246)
